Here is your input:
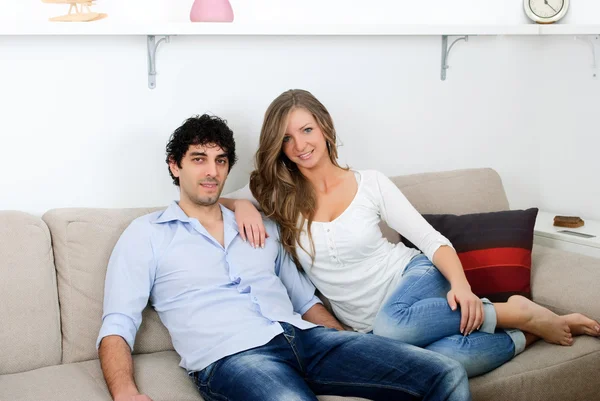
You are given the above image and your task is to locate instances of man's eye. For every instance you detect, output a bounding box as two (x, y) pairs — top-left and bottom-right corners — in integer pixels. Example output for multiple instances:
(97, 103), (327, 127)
(192, 158), (202, 162)
(217, 159), (227, 164)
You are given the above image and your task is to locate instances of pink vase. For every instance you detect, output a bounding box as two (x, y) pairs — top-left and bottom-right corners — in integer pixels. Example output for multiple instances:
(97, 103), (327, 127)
(190, 0), (234, 22)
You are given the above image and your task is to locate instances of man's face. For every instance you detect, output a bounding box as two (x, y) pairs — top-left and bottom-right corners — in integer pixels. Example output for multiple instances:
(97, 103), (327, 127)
(169, 144), (229, 207)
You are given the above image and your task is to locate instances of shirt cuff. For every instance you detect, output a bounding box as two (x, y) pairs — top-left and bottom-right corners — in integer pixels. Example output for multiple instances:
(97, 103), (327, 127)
(297, 295), (323, 316)
(96, 313), (137, 352)
(424, 239), (454, 262)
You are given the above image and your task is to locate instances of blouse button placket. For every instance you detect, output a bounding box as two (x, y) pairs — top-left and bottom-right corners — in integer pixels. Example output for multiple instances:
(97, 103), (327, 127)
(325, 224), (339, 263)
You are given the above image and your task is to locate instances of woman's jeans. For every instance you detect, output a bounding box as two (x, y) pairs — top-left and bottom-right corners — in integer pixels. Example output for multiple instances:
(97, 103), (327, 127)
(373, 255), (526, 377)
(190, 322), (471, 401)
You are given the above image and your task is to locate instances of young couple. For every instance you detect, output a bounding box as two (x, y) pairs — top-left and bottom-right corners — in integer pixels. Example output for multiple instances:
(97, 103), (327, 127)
(97, 89), (599, 401)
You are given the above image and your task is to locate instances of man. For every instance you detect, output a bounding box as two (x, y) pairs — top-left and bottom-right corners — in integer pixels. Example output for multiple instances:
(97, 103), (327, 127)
(97, 114), (471, 401)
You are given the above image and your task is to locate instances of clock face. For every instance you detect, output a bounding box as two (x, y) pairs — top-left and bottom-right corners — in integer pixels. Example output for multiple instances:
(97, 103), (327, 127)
(529, 0), (564, 18)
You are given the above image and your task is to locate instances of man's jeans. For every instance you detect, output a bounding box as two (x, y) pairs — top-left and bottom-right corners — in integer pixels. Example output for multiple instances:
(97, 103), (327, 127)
(373, 255), (526, 377)
(190, 322), (470, 401)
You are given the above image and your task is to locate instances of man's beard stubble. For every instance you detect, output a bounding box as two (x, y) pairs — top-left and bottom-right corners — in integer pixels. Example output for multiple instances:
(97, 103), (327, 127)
(190, 179), (223, 207)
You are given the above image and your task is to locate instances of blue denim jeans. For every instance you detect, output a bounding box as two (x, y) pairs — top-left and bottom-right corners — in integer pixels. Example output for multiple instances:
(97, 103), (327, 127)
(190, 322), (471, 401)
(373, 255), (526, 377)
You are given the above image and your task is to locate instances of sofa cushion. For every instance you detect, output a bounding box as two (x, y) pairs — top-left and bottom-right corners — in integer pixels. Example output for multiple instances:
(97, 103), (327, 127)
(0, 351), (201, 401)
(390, 168), (510, 215)
(380, 168), (511, 244)
(0, 211), (62, 375)
(42, 207), (174, 364)
(402, 209), (538, 302)
(531, 244), (600, 322)
(470, 336), (600, 401)
(0, 349), (372, 401)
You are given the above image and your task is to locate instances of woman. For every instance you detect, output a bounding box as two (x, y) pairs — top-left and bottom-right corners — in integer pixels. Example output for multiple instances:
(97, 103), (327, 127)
(221, 89), (600, 377)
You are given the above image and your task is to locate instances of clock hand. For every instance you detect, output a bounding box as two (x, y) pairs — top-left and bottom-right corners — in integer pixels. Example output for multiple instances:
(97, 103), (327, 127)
(544, 0), (558, 13)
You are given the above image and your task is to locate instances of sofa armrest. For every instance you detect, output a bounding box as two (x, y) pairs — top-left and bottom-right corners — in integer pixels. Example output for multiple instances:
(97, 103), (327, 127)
(531, 244), (600, 321)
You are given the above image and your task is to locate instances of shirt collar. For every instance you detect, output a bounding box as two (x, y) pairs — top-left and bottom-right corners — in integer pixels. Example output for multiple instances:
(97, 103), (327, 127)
(153, 201), (239, 233)
(153, 201), (190, 224)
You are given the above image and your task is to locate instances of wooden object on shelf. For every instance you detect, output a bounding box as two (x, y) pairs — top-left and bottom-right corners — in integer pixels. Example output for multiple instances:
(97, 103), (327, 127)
(553, 215), (585, 228)
(42, 0), (107, 22)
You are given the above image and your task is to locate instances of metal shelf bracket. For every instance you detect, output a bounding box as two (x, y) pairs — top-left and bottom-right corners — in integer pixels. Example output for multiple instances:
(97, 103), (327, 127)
(441, 35), (469, 81)
(147, 35), (171, 89)
(574, 35), (599, 79)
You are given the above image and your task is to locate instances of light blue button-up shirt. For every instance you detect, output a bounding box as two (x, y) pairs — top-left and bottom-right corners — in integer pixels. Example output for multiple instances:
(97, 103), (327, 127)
(96, 201), (321, 372)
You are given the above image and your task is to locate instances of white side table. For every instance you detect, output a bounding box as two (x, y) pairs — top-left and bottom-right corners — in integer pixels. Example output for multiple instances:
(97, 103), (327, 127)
(534, 211), (600, 258)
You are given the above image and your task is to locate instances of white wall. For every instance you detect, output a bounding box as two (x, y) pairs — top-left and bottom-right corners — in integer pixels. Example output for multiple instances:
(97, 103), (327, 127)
(1, 1), (599, 219)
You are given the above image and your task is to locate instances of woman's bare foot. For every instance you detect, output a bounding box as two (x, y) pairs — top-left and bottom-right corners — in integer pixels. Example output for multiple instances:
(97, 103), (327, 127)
(563, 313), (600, 337)
(506, 295), (573, 346)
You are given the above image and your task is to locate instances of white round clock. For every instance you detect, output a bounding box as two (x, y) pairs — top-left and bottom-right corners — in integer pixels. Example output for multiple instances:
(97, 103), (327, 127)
(524, 0), (570, 24)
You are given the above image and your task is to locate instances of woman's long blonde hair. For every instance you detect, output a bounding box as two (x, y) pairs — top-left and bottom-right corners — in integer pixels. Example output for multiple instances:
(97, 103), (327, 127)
(250, 89), (345, 268)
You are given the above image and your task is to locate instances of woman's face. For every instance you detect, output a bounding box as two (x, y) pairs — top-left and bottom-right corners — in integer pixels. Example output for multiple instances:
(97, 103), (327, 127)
(281, 108), (329, 170)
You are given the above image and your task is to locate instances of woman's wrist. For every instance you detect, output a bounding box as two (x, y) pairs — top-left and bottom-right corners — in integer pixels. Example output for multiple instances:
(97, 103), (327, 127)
(450, 278), (471, 291)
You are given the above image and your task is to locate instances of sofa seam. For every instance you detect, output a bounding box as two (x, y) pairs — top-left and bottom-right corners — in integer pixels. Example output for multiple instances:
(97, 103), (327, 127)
(26, 222), (63, 367)
(481, 348), (600, 384)
(64, 219), (76, 364)
(80, 361), (112, 397)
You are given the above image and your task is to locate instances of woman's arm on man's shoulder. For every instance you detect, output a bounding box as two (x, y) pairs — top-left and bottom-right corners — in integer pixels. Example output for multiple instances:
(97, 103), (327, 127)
(220, 183), (267, 247)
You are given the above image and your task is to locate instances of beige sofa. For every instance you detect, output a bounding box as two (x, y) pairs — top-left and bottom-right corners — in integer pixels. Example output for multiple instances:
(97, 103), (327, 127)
(1, 168), (599, 401)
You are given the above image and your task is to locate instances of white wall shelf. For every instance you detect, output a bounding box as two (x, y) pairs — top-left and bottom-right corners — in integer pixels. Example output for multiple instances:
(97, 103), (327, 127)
(2, 22), (600, 36)
(0, 23), (545, 36)
(539, 24), (600, 35)
(2, 22), (598, 87)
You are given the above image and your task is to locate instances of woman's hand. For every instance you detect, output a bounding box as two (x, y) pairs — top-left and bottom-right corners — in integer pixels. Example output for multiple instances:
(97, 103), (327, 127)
(447, 285), (484, 336)
(234, 199), (268, 248)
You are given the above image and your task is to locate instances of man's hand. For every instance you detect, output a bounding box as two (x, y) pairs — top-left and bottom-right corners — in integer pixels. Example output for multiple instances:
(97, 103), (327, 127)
(234, 199), (268, 248)
(114, 394), (153, 401)
(447, 285), (484, 336)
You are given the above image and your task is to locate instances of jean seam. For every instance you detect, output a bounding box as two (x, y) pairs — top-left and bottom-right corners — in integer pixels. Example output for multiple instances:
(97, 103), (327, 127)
(402, 254), (429, 276)
(196, 379), (230, 401)
(283, 328), (306, 373)
(390, 264), (440, 309)
(200, 388), (230, 401)
(306, 378), (422, 398)
(441, 332), (511, 345)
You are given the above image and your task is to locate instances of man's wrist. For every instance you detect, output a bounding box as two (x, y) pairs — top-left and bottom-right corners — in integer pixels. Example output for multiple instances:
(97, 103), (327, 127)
(112, 385), (140, 401)
(114, 391), (139, 401)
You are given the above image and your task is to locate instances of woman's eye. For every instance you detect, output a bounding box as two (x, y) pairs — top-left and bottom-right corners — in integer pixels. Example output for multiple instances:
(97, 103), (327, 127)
(304, 128), (312, 133)
(283, 136), (291, 143)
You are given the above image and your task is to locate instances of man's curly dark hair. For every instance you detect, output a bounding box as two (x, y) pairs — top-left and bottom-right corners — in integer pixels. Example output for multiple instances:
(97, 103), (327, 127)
(166, 114), (237, 186)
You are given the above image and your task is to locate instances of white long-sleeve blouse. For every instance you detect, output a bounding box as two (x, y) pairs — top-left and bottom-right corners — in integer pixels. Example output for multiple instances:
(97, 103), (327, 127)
(226, 170), (452, 332)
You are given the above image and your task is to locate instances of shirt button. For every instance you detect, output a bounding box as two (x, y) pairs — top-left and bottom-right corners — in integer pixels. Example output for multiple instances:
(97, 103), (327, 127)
(326, 228), (330, 232)
(253, 296), (258, 302)
(333, 256), (337, 259)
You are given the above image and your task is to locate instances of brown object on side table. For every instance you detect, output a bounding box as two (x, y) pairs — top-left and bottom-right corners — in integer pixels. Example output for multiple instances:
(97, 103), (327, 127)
(553, 215), (585, 228)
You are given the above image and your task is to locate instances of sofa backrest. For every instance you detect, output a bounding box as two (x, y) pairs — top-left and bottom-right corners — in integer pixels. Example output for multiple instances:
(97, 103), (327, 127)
(380, 168), (510, 243)
(0, 211), (62, 374)
(37, 167), (509, 364)
(42, 207), (174, 364)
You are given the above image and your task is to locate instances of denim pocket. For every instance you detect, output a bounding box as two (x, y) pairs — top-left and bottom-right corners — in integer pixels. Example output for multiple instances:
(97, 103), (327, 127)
(196, 360), (220, 386)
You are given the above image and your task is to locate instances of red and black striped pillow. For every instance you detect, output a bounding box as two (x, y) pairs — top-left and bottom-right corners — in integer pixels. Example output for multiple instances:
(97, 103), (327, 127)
(403, 208), (538, 302)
